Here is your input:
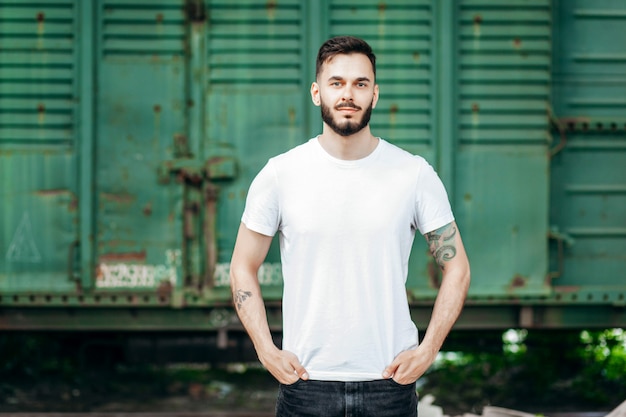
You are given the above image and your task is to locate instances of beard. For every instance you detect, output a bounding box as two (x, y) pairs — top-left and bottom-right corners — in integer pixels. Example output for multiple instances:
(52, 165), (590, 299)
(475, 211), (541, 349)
(320, 99), (374, 137)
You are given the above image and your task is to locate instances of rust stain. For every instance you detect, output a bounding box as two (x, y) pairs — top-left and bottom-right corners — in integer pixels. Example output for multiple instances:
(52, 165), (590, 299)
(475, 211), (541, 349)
(142, 202), (153, 216)
(35, 189), (68, 196)
(412, 52), (420, 63)
(390, 104), (399, 124)
(266, 0), (277, 20)
(208, 156), (227, 165)
(378, 2), (387, 13)
(510, 274), (527, 289)
(513, 38), (522, 49)
(156, 13), (164, 23)
(36, 12), (45, 49)
(473, 15), (482, 37)
(99, 250), (146, 263)
(100, 192), (135, 204)
(157, 280), (173, 299)
(472, 103), (480, 113)
(288, 107), (296, 125)
(37, 103), (45, 121)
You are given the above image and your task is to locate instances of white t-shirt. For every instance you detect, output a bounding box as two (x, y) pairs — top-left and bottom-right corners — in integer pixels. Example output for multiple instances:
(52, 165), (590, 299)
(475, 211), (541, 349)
(242, 137), (454, 381)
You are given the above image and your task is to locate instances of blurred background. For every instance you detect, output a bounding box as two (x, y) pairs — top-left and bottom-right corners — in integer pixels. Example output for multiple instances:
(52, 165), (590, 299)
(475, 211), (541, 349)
(0, 0), (624, 414)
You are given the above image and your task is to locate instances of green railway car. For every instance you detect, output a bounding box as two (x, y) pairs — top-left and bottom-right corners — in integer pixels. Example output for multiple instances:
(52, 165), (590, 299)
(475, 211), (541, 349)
(1, 0), (625, 340)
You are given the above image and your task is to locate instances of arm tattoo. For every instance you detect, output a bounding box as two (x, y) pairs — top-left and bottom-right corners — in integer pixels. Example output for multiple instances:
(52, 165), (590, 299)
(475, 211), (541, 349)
(425, 223), (457, 270)
(235, 289), (253, 310)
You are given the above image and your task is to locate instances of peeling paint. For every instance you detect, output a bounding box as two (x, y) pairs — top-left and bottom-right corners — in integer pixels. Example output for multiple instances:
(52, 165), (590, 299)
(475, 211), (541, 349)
(99, 251), (146, 263)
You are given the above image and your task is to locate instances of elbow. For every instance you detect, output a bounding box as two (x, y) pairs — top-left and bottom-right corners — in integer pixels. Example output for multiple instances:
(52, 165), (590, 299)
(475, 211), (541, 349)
(229, 260), (257, 291)
(229, 262), (241, 290)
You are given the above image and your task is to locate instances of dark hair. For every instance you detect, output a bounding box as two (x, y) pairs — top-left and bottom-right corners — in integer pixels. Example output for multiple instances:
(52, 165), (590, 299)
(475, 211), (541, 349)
(315, 36), (376, 80)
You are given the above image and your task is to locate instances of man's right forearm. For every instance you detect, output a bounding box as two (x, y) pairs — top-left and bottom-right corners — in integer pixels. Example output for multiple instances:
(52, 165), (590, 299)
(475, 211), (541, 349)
(229, 223), (277, 356)
(230, 268), (277, 356)
(229, 223), (306, 383)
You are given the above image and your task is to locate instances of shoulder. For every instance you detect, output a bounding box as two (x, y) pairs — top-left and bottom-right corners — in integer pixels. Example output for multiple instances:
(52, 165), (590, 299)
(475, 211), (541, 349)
(270, 138), (316, 164)
(378, 139), (431, 170)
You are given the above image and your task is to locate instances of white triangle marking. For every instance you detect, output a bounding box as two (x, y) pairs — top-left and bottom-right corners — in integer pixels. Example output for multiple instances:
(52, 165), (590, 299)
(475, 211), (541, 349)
(6, 213), (42, 263)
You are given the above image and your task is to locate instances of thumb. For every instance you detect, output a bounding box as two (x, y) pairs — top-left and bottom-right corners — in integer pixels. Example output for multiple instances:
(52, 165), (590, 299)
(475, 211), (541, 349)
(382, 362), (399, 379)
(291, 360), (309, 380)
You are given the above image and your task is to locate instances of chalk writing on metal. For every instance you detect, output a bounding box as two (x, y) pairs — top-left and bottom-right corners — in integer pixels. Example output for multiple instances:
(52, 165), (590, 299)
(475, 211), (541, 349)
(96, 249), (181, 288)
(6, 213), (42, 263)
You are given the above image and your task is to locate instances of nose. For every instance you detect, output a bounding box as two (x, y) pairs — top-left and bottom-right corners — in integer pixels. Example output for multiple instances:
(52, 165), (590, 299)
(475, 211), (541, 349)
(341, 85), (353, 102)
(341, 87), (353, 101)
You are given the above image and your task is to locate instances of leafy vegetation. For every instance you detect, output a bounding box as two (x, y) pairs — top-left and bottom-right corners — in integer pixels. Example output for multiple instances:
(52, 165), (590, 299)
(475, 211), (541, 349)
(421, 329), (626, 415)
(1, 330), (624, 413)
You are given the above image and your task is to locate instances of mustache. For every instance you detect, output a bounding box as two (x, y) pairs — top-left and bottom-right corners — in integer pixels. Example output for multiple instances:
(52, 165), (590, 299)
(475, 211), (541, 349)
(335, 102), (361, 110)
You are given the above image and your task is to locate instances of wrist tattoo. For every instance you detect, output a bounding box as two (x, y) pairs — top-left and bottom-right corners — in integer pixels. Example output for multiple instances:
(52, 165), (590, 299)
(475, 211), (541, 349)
(426, 223), (457, 270)
(235, 289), (253, 309)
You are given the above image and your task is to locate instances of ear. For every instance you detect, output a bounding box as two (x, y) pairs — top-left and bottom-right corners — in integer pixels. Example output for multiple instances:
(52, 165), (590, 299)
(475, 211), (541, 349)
(310, 82), (321, 106)
(372, 83), (380, 109)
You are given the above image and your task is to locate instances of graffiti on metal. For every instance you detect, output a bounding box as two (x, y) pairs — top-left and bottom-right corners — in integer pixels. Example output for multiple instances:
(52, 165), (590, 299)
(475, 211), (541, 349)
(96, 249), (181, 288)
(5, 213), (42, 263)
(214, 262), (283, 286)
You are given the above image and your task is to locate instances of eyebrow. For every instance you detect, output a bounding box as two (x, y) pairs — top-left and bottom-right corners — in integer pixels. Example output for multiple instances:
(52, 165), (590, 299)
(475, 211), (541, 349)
(327, 76), (372, 83)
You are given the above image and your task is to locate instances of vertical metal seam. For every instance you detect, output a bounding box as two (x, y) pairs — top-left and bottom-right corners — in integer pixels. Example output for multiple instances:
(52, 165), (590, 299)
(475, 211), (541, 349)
(78, 0), (96, 289)
(305, 0), (329, 139)
(436, 0), (457, 199)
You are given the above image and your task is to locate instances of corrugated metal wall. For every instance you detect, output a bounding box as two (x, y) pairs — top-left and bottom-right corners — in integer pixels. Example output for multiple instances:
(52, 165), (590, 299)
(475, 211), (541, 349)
(454, 0), (551, 297)
(550, 0), (626, 304)
(0, 0), (79, 291)
(1, 1), (624, 319)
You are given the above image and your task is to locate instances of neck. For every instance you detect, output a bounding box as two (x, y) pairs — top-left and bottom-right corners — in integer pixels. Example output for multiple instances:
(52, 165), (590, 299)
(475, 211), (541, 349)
(318, 125), (378, 160)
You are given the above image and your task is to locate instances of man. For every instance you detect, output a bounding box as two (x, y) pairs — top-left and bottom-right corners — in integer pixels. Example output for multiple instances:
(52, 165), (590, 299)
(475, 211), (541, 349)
(230, 36), (470, 417)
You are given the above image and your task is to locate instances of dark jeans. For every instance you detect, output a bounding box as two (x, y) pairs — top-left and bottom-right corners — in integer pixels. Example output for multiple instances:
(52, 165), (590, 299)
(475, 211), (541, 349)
(276, 379), (418, 417)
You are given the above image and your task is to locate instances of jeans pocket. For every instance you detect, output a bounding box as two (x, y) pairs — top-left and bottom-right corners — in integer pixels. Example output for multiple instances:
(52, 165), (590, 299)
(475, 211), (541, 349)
(387, 378), (416, 388)
(281, 378), (304, 388)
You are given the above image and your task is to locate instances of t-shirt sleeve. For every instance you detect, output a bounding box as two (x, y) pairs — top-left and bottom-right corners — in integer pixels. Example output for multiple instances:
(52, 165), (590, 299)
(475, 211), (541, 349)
(414, 157), (455, 235)
(241, 160), (280, 237)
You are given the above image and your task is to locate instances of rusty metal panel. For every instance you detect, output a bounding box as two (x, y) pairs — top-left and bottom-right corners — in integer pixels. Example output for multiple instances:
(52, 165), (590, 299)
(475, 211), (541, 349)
(550, 0), (626, 305)
(0, 0), (80, 292)
(1, 0), (623, 331)
(207, 0), (306, 288)
(453, 0), (552, 297)
(94, 0), (188, 292)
